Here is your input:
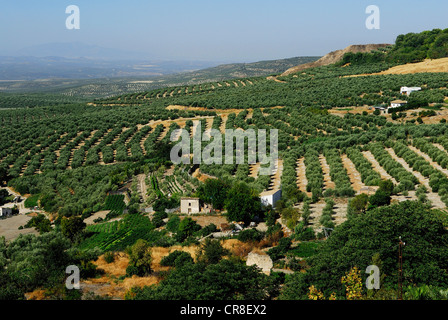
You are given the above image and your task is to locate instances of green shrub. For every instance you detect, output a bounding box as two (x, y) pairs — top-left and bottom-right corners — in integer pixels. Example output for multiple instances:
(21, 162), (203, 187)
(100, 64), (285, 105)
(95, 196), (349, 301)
(166, 215), (181, 233)
(267, 237), (292, 261)
(295, 225), (316, 241)
(238, 228), (265, 242)
(152, 211), (167, 228)
(196, 223), (218, 238)
(24, 194), (40, 208)
(104, 251), (115, 264)
(160, 250), (194, 267)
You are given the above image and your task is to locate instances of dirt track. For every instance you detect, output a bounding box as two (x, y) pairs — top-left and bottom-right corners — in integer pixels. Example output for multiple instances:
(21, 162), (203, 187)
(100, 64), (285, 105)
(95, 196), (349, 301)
(296, 158), (311, 196)
(319, 155), (335, 190)
(341, 154), (364, 194)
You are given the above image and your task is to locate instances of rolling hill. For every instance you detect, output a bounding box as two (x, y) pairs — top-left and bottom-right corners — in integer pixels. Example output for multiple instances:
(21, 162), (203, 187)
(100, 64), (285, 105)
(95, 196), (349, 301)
(0, 55), (320, 100)
(356, 57), (448, 76)
(281, 44), (392, 76)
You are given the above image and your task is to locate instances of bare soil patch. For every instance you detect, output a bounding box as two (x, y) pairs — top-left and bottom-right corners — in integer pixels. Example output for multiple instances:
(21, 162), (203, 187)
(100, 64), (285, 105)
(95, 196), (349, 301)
(319, 155), (335, 190)
(179, 214), (228, 228)
(0, 214), (39, 242)
(84, 210), (111, 225)
(266, 76), (287, 83)
(249, 162), (261, 178)
(328, 106), (372, 117)
(268, 159), (283, 191)
(302, 198), (348, 234)
(434, 143), (448, 153)
(79, 253), (159, 300)
(341, 154), (364, 193)
(136, 173), (148, 203)
(332, 198), (349, 226)
(167, 105), (245, 114)
(296, 158), (310, 196)
(192, 168), (217, 183)
(281, 44), (391, 76)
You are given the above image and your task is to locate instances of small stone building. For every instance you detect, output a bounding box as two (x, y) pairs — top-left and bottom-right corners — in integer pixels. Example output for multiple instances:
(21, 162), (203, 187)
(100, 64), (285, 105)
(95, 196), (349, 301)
(180, 197), (200, 214)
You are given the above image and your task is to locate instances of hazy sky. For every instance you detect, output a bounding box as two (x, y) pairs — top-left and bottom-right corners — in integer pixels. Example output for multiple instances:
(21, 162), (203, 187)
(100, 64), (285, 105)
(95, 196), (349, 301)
(1, 0), (447, 62)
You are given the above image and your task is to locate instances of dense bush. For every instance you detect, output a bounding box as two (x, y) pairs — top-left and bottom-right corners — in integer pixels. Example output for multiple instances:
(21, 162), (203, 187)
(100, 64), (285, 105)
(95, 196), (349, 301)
(127, 259), (277, 300)
(281, 201), (448, 300)
(160, 250), (194, 268)
(267, 237), (292, 261)
(238, 228), (265, 242)
(388, 28), (448, 63)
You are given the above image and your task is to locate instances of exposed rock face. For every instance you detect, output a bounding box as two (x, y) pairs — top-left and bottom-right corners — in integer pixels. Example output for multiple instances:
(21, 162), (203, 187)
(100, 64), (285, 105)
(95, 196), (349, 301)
(281, 44), (392, 76)
(246, 251), (273, 275)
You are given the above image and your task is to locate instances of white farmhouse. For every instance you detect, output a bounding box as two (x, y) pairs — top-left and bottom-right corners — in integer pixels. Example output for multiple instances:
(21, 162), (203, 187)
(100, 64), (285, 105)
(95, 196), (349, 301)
(390, 99), (408, 110)
(400, 86), (421, 96)
(260, 189), (282, 207)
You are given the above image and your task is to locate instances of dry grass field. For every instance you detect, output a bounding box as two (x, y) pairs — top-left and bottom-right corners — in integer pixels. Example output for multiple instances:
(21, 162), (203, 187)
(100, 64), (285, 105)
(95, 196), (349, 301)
(24, 238), (249, 300)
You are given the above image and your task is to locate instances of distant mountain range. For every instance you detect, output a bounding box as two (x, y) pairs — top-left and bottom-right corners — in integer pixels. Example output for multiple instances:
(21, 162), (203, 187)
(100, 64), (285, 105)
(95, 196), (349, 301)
(11, 42), (152, 61)
(0, 42), (320, 82)
(0, 51), (321, 98)
(0, 42), (230, 80)
(0, 55), (225, 80)
(152, 56), (321, 85)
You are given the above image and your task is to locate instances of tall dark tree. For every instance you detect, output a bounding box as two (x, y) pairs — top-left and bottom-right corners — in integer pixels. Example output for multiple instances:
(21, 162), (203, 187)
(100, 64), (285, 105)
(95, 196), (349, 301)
(60, 216), (86, 242)
(196, 238), (229, 265)
(0, 165), (8, 183)
(348, 193), (369, 214)
(175, 217), (201, 242)
(224, 182), (262, 224)
(196, 178), (229, 210)
(378, 179), (394, 196)
(368, 190), (391, 209)
(126, 239), (152, 277)
(127, 259), (276, 300)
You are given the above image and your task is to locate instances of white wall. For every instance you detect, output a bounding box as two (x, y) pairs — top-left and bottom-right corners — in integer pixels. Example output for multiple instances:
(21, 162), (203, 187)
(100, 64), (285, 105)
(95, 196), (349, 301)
(180, 199), (200, 214)
(260, 190), (282, 207)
